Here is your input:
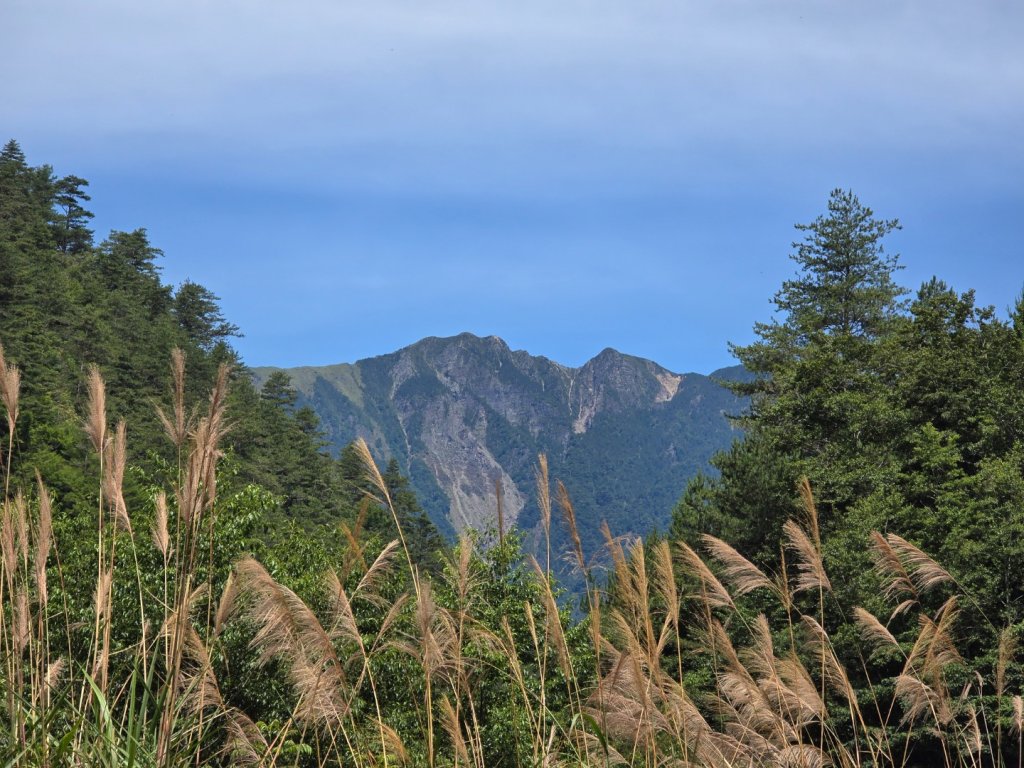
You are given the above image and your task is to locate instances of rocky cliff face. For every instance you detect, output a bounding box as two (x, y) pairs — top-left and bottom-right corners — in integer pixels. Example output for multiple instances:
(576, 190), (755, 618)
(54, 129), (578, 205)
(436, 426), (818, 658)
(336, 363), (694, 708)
(253, 333), (746, 565)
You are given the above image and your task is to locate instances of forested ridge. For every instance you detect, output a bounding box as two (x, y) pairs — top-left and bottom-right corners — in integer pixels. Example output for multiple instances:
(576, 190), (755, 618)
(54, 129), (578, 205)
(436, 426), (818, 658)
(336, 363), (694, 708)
(0, 138), (442, 549)
(2, 142), (1024, 767)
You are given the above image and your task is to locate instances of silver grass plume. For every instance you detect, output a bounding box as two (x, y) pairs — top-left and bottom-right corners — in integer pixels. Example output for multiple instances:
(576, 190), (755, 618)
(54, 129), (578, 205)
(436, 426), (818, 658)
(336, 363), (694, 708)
(869, 530), (918, 606)
(852, 606), (899, 651)
(0, 343), (20, 434)
(33, 472), (52, 606)
(103, 420), (130, 532)
(886, 533), (952, 594)
(151, 491), (169, 557)
(84, 365), (106, 454)
(675, 541), (735, 611)
(701, 534), (778, 597)
(783, 519), (831, 594)
(353, 539), (401, 607)
(233, 556), (350, 728)
(556, 480), (585, 574)
(536, 453), (551, 541)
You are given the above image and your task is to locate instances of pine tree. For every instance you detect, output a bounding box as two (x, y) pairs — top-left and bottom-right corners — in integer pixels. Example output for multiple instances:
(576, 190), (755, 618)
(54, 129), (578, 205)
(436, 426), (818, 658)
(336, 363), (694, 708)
(684, 190), (908, 561)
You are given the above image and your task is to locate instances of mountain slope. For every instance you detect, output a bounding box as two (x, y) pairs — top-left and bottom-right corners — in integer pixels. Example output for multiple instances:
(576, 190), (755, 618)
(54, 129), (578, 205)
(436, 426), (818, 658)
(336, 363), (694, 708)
(253, 333), (746, 563)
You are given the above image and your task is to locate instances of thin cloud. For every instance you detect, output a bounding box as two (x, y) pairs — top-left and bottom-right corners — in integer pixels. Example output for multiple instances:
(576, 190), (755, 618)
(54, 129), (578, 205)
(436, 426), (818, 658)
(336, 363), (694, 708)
(6, 1), (1020, 159)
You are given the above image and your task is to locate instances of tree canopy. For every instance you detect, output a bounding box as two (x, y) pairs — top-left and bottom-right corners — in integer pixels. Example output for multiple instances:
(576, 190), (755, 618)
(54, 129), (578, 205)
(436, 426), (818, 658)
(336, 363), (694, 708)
(674, 188), (1024, 681)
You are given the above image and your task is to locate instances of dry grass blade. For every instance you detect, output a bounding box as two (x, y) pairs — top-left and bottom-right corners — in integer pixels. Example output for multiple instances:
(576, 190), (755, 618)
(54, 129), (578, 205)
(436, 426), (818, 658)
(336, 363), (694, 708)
(601, 520), (626, 573)
(172, 622), (224, 714)
(92, 568), (113, 686)
(338, 519), (367, 579)
(853, 606), (899, 650)
(354, 539), (401, 605)
(739, 614), (775, 680)
(722, 720), (776, 760)
(886, 534), (952, 594)
(778, 744), (830, 768)
(626, 537), (655, 656)
(170, 347), (187, 444)
(325, 568), (361, 647)
(103, 420), (130, 532)
(569, 729), (628, 766)
(44, 658), (66, 706)
(450, 532), (475, 607)
(206, 363), (231, 438)
(33, 472), (53, 605)
(440, 697), (472, 767)
(603, 525), (639, 620)
(214, 571), (237, 638)
(797, 476), (822, 550)
(783, 519), (831, 594)
(536, 453), (551, 538)
(154, 404), (175, 447)
(404, 577), (457, 679)
(13, 588), (29, 653)
(177, 368), (231, 530)
(896, 600), (960, 730)
(705, 618), (746, 680)
(890, 598), (918, 621)
(921, 597), (962, 678)
(1, 501), (15, 579)
(895, 673), (949, 726)
(594, 651), (666, 743)
(222, 709), (269, 766)
(156, 348), (190, 446)
(84, 365), (107, 454)
(675, 541), (735, 610)
(869, 531), (918, 606)
(556, 480), (585, 574)
(234, 556), (350, 727)
(0, 344), (20, 428)
(14, 491), (28, 561)
(996, 626), (1017, 698)
(94, 569), (113, 630)
(801, 615), (855, 702)
(352, 437), (388, 502)
(379, 722), (409, 765)
(775, 654), (826, 723)
(605, 608), (645, 665)
(652, 539), (679, 653)
(904, 615), (936, 672)
(964, 704), (982, 756)
(717, 668), (796, 746)
(152, 491), (169, 557)
(528, 555), (573, 679)
(701, 534), (777, 597)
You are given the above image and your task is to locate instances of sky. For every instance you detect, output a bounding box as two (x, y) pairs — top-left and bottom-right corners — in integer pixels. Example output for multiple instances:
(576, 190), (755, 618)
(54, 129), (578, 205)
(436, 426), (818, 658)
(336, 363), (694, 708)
(4, 1), (1022, 374)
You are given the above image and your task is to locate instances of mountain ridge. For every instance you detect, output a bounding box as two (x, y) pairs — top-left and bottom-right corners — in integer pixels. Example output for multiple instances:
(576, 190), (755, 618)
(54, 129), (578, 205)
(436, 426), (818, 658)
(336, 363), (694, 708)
(252, 332), (746, 572)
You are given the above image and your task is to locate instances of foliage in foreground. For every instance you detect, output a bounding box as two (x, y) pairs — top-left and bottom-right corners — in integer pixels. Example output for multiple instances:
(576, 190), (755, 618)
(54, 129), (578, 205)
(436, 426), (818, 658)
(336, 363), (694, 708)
(1, 348), (1023, 767)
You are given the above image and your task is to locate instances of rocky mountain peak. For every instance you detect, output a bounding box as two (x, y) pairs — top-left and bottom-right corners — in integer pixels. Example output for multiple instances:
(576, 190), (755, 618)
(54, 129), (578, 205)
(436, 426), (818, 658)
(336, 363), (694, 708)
(252, 333), (745, 581)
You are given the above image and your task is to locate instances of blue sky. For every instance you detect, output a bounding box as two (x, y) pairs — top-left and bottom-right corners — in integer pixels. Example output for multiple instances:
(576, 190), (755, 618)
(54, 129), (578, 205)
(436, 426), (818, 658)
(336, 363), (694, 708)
(4, 1), (1022, 373)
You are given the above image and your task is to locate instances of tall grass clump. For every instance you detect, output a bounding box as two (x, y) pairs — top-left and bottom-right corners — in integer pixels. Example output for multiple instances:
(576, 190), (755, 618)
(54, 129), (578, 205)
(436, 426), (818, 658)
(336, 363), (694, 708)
(1, 340), (1021, 767)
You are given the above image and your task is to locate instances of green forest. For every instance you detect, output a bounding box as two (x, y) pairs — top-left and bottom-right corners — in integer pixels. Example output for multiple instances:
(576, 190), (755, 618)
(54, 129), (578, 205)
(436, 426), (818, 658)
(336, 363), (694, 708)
(2, 140), (1023, 767)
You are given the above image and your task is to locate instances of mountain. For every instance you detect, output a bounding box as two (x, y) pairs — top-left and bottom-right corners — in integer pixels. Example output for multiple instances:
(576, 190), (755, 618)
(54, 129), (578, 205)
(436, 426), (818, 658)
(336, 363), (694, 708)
(252, 333), (746, 570)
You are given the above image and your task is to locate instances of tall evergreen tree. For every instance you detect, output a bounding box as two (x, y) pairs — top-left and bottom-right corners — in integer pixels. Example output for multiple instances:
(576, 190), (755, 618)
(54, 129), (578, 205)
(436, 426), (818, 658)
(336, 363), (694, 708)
(674, 188), (1024, 676)
(676, 190), (908, 561)
(173, 280), (240, 351)
(51, 173), (94, 254)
